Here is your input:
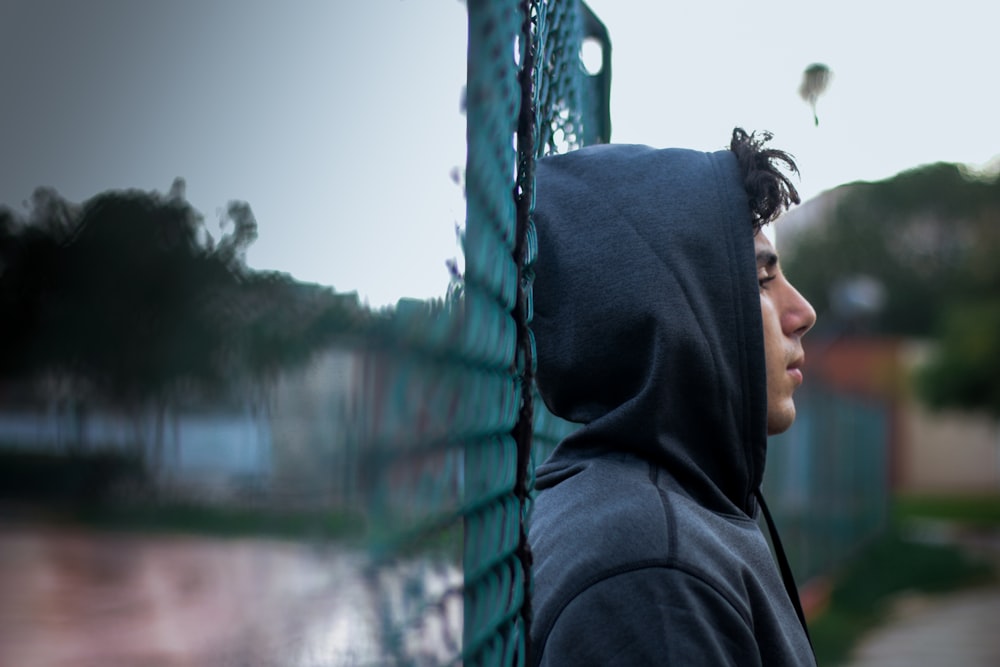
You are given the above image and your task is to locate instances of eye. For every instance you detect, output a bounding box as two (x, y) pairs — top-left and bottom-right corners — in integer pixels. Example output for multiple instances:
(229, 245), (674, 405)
(758, 274), (777, 290)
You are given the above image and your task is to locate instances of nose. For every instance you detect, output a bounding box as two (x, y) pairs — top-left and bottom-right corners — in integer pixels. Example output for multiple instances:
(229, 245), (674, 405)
(783, 282), (816, 338)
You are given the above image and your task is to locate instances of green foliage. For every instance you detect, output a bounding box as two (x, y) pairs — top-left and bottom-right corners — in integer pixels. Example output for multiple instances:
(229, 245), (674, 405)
(782, 162), (1000, 414)
(809, 518), (993, 666)
(0, 446), (366, 540)
(916, 300), (1000, 415)
(895, 494), (1000, 527)
(783, 162), (1000, 337)
(74, 502), (367, 542)
(0, 183), (371, 399)
(0, 448), (146, 505)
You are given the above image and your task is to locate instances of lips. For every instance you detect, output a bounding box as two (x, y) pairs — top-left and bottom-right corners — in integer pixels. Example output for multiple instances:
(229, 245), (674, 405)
(787, 355), (804, 385)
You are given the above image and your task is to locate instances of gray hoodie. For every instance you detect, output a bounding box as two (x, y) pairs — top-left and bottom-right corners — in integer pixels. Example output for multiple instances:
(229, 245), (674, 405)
(528, 144), (816, 666)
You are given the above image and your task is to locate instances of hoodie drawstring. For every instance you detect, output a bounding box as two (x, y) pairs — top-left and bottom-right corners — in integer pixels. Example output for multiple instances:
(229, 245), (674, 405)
(754, 488), (815, 656)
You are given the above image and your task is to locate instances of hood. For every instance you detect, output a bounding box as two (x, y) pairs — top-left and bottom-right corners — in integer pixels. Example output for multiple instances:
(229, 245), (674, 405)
(531, 143), (767, 515)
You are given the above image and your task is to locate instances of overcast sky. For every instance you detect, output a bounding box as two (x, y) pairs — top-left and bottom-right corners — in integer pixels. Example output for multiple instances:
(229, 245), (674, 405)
(2, 1), (998, 307)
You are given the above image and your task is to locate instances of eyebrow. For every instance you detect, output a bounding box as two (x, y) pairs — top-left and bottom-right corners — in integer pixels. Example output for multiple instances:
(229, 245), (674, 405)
(756, 249), (779, 270)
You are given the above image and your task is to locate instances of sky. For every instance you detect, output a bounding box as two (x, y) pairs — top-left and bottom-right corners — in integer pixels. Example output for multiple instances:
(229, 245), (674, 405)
(2, 1), (999, 307)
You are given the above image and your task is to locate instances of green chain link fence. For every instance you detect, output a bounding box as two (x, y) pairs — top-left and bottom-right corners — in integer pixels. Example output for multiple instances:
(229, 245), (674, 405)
(765, 382), (891, 585)
(354, 2), (608, 664)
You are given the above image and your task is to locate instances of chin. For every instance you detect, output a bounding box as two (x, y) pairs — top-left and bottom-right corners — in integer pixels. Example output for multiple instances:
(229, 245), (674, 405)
(766, 405), (796, 436)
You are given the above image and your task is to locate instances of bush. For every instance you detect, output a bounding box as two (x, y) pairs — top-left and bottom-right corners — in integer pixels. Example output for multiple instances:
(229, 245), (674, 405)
(0, 448), (146, 505)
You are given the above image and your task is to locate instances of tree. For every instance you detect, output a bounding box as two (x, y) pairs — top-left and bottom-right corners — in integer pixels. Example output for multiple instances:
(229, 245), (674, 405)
(916, 301), (1000, 416)
(781, 162), (1000, 415)
(0, 182), (372, 465)
(782, 162), (1000, 337)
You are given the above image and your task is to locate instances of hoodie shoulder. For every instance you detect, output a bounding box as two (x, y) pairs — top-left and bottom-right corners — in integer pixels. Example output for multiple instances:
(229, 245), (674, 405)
(529, 455), (766, 666)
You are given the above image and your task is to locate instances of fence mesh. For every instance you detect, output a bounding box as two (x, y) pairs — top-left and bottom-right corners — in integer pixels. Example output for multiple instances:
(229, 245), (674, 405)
(357, 2), (607, 664)
(764, 383), (891, 584)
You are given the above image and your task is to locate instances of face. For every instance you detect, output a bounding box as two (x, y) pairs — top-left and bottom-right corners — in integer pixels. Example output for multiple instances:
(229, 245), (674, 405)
(755, 232), (817, 435)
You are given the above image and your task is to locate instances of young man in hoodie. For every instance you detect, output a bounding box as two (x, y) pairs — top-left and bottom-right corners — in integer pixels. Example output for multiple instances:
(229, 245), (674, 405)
(528, 128), (818, 666)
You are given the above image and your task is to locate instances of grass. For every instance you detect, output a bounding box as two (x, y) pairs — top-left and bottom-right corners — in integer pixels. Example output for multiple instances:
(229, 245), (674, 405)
(0, 448), (466, 555)
(71, 501), (368, 543)
(809, 494), (999, 666)
(894, 493), (1000, 527)
(0, 448), (371, 543)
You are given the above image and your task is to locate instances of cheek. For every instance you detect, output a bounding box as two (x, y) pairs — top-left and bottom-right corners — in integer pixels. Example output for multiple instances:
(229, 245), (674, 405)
(759, 296), (785, 384)
(759, 297), (780, 353)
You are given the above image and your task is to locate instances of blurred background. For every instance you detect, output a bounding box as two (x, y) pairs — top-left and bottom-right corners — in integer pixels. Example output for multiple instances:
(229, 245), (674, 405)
(2, 1), (999, 665)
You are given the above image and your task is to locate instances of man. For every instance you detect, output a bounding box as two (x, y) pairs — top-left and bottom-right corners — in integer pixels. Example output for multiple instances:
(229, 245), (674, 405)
(528, 129), (818, 666)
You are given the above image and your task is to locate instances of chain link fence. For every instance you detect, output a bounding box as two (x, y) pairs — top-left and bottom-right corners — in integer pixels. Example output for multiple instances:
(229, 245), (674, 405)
(358, 2), (608, 664)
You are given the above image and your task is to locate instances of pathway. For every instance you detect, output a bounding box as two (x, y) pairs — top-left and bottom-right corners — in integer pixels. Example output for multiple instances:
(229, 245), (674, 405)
(0, 522), (461, 666)
(844, 522), (1000, 667)
(845, 586), (1000, 667)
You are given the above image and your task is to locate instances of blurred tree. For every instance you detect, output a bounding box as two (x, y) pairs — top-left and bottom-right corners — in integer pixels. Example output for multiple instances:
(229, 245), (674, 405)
(781, 161), (1000, 414)
(28, 187), (231, 398)
(215, 199), (258, 267)
(783, 162), (1000, 336)
(916, 301), (1000, 416)
(0, 183), (372, 463)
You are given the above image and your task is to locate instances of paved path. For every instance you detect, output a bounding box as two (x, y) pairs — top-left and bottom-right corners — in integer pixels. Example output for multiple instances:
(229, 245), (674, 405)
(0, 523), (462, 666)
(844, 523), (1000, 667)
(845, 586), (1000, 667)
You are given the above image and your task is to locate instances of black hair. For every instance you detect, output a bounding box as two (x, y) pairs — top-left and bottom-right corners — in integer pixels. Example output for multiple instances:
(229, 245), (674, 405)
(729, 127), (800, 233)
